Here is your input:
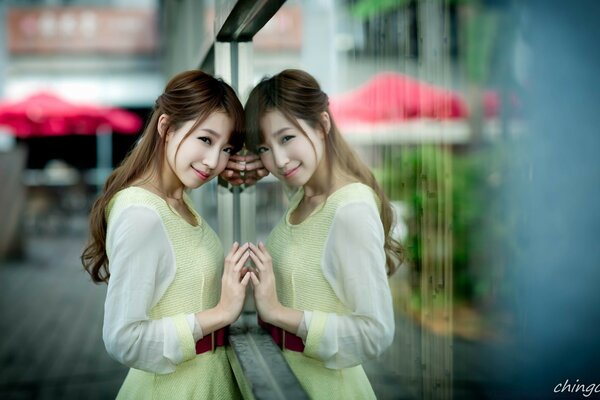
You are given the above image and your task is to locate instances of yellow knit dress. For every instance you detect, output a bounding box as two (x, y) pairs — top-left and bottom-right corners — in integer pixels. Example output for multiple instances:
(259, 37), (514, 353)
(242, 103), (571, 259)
(106, 187), (241, 399)
(266, 183), (378, 400)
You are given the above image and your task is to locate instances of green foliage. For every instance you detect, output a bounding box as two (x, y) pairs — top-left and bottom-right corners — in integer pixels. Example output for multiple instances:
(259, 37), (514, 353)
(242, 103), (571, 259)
(376, 144), (508, 303)
(350, 0), (410, 20)
(350, 0), (478, 21)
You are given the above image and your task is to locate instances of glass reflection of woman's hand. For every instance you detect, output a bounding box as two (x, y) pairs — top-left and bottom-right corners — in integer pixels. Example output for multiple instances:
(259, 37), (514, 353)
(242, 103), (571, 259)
(248, 242), (281, 324)
(220, 154), (269, 186)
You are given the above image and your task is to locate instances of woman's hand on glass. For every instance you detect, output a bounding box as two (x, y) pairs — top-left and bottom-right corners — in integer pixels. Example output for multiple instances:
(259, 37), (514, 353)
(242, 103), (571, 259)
(248, 242), (281, 324)
(217, 242), (251, 324)
(220, 154), (269, 186)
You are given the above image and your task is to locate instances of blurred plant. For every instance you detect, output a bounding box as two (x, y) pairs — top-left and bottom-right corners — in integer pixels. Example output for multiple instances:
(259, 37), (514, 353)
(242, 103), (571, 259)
(350, 0), (410, 20)
(376, 143), (511, 305)
(350, 0), (475, 20)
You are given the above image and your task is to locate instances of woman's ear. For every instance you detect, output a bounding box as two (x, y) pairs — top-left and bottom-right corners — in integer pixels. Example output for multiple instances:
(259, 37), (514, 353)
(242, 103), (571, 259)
(320, 111), (331, 137)
(157, 114), (170, 138)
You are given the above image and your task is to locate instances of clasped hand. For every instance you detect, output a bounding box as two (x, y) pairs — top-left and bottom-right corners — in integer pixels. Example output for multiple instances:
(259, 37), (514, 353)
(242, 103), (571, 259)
(247, 242), (280, 324)
(220, 154), (269, 186)
(218, 241), (280, 325)
(218, 242), (251, 324)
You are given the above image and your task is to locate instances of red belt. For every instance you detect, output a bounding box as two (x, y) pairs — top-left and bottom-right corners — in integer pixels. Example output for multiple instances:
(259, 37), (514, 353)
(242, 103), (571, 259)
(258, 317), (305, 352)
(195, 326), (229, 354)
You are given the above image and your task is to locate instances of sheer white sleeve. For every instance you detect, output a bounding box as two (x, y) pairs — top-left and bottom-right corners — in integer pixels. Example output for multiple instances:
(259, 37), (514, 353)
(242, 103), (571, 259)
(103, 205), (199, 374)
(302, 201), (395, 369)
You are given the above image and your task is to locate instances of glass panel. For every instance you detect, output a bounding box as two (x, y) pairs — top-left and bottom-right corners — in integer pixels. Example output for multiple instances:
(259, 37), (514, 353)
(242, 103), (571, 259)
(249, 1), (523, 398)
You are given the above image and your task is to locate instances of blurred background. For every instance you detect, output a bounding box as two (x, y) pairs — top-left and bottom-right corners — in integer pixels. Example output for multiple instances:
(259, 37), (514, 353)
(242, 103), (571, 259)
(1, 1), (599, 399)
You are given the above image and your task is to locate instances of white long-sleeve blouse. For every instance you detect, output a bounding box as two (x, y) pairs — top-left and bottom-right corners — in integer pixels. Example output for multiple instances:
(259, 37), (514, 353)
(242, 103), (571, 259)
(281, 186), (395, 369)
(103, 205), (203, 374)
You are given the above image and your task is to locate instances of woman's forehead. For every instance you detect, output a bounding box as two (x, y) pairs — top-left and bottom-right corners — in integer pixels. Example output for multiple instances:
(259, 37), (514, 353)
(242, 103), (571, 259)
(261, 109), (288, 125)
(261, 109), (307, 131)
(178, 112), (232, 138)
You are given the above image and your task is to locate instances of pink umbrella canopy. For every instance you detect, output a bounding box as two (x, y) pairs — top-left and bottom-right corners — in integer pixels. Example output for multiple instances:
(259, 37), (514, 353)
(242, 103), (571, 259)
(329, 72), (500, 128)
(0, 91), (142, 138)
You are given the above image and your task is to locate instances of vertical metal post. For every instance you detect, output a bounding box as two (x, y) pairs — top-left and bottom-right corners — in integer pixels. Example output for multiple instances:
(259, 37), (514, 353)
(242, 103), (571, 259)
(214, 41), (257, 265)
(237, 41), (257, 312)
(214, 41), (236, 248)
(230, 42), (242, 244)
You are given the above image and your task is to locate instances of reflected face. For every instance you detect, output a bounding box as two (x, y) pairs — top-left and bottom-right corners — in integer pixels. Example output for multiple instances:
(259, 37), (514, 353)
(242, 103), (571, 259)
(256, 110), (325, 187)
(164, 111), (234, 189)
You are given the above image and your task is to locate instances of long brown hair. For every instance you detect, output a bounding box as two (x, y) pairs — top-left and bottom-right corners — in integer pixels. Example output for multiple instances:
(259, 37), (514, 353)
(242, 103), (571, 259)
(82, 70), (244, 284)
(245, 69), (403, 276)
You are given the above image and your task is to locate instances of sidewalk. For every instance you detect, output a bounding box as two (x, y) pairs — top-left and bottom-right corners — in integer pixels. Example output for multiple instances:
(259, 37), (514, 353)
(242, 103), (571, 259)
(0, 218), (127, 400)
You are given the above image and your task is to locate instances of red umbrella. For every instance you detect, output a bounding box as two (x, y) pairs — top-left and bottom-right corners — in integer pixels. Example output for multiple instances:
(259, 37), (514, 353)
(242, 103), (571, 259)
(329, 72), (501, 129)
(329, 73), (467, 126)
(0, 91), (143, 185)
(0, 91), (142, 137)
(102, 108), (144, 135)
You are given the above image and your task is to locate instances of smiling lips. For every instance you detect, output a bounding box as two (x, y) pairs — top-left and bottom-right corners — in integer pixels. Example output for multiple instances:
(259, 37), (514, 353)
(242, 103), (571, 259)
(193, 166), (210, 180)
(282, 165), (300, 179)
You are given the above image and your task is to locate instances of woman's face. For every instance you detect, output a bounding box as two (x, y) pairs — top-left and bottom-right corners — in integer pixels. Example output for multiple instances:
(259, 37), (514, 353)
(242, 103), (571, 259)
(256, 109), (325, 187)
(163, 111), (234, 189)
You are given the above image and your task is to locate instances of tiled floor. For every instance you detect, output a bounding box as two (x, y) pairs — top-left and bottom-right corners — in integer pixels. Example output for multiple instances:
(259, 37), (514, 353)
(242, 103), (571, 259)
(0, 231), (128, 400)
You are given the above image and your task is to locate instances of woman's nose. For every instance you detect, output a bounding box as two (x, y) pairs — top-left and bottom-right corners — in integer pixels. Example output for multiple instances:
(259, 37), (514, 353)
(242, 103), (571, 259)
(272, 146), (289, 169)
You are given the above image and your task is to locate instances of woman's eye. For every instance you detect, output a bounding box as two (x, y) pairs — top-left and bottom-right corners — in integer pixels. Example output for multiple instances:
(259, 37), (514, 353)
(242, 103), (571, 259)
(281, 135), (294, 144)
(256, 146), (269, 154)
(199, 137), (211, 145)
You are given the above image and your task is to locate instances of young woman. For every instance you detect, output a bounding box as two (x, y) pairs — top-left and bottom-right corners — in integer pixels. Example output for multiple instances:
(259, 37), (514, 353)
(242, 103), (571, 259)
(81, 70), (251, 399)
(243, 69), (402, 399)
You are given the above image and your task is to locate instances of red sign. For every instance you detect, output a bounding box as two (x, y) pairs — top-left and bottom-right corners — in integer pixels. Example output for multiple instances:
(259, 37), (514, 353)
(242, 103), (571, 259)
(7, 7), (158, 55)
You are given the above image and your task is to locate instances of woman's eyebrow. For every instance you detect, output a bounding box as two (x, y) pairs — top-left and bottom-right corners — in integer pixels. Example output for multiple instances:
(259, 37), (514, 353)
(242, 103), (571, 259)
(271, 127), (291, 137)
(200, 128), (221, 137)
